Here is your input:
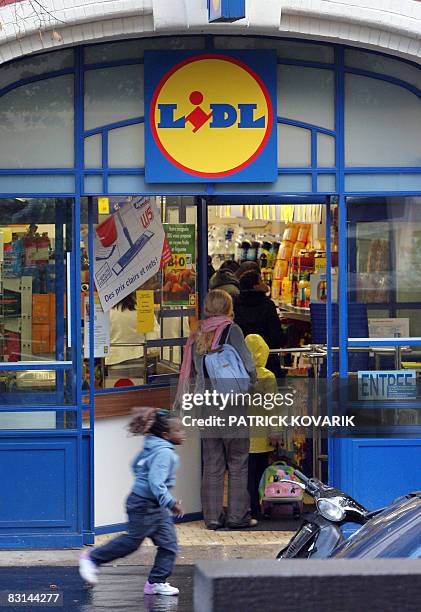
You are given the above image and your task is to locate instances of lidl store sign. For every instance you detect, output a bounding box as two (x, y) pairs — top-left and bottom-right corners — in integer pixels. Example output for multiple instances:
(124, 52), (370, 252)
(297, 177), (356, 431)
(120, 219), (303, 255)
(358, 370), (417, 401)
(144, 51), (277, 183)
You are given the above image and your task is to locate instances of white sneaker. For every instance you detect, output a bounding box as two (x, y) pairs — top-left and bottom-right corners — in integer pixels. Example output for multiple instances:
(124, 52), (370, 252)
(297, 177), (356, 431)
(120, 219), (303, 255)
(79, 551), (99, 586)
(144, 580), (179, 596)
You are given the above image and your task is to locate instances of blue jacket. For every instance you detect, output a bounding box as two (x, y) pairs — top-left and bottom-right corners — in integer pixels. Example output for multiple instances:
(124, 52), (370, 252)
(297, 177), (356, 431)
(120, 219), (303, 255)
(131, 435), (180, 509)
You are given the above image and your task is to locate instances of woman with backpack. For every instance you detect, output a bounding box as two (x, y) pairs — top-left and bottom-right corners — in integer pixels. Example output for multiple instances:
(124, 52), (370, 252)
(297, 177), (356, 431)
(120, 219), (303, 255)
(175, 289), (257, 530)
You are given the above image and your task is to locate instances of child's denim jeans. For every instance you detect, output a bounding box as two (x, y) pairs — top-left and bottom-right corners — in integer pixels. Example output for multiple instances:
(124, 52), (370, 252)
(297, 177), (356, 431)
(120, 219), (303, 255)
(90, 493), (178, 583)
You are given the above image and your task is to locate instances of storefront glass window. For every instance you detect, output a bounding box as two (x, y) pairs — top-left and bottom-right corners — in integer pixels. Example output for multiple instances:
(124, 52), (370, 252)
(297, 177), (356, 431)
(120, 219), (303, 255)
(345, 49), (421, 91)
(107, 175), (147, 193)
(108, 124), (145, 168)
(277, 124), (311, 167)
(0, 175), (75, 194)
(317, 133), (335, 167)
(0, 75), (74, 169)
(318, 175), (336, 192)
(84, 134), (102, 169)
(0, 371), (76, 407)
(0, 198), (74, 363)
(277, 66), (335, 131)
(0, 409), (77, 430)
(343, 306), (421, 427)
(0, 49), (74, 90)
(84, 176), (103, 194)
(82, 196), (197, 392)
(345, 74), (421, 167)
(278, 175), (313, 192)
(348, 196), (421, 338)
(345, 174), (421, 192)
(84, 66), (144, 131)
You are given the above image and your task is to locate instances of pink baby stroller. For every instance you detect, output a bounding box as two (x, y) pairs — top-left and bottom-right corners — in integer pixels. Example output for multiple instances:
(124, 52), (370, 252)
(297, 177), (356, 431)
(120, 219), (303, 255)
(259, 461), (304, 519)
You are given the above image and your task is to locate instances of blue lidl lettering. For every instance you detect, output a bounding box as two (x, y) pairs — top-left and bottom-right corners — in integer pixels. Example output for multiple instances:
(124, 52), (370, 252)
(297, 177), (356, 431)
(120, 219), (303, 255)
(157, 102), (265, 129)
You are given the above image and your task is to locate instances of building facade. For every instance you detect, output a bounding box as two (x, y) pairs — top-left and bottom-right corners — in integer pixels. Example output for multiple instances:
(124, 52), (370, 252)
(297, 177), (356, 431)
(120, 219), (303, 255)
(0, 0), (420, 547)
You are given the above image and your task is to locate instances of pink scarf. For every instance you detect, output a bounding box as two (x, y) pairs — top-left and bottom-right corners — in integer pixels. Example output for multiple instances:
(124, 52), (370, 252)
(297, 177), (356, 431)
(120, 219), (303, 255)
(173, 315), (232, 408)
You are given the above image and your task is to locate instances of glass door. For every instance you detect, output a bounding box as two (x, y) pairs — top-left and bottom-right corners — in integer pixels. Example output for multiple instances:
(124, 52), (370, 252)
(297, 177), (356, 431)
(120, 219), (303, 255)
(206, 197), (337, 481)
(0, 197), (83, 547)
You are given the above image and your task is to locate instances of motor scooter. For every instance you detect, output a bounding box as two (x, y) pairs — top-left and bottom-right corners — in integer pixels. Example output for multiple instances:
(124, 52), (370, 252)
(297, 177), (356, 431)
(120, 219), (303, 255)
(276, 470), (421, 559)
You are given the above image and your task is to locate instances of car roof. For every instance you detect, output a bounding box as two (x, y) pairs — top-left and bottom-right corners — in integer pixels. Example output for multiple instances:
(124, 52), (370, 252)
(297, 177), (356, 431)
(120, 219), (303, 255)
(332, 494), (421, 559)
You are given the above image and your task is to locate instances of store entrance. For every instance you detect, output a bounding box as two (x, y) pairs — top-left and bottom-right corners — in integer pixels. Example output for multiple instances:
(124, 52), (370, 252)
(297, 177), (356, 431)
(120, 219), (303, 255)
(204, 196), (338, 481)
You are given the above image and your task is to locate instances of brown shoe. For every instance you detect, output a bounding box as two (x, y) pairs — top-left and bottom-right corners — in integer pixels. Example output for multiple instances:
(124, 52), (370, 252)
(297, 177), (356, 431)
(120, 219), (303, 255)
(206, 521), (224, 530)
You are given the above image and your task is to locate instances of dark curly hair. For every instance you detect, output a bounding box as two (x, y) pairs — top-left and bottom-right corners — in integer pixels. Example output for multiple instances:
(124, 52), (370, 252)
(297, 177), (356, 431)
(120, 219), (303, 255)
(236, 261), (260, 279)
(128, 406), (177, 438)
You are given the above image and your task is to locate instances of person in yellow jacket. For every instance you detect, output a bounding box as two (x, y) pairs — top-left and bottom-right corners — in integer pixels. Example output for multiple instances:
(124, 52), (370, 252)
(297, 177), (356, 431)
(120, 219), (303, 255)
(245, 334), (279, 519)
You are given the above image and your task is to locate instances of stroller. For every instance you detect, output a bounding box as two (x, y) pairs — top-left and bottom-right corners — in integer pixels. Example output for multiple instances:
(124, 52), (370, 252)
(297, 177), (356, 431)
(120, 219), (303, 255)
(259, 461), (304, 519)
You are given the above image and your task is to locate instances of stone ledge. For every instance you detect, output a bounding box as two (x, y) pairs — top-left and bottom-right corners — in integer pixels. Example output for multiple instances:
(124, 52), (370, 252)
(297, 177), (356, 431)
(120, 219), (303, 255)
(195, 558), (421, 612)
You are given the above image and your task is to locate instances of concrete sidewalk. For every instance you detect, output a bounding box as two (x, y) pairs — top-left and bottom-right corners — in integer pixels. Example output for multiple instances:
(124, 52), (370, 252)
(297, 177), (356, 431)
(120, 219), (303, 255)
(0, 524), (293, 612)
(0, 521), (292, 566)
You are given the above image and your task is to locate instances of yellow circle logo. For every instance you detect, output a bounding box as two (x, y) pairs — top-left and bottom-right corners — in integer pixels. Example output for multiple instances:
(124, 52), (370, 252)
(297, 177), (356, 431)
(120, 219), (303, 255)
(150, 54), (273, 178)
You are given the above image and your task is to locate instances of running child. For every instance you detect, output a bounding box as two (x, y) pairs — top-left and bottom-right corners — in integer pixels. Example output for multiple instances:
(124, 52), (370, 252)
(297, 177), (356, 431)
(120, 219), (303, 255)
(79, 407), (185, 596)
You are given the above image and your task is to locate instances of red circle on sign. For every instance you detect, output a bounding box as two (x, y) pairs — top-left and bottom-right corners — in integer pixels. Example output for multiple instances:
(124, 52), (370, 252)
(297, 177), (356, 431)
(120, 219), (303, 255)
(149, 54), (273, 178)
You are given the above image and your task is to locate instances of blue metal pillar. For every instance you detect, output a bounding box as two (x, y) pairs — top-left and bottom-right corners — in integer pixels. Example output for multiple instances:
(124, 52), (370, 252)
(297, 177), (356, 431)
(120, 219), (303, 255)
(326, 198), (333, 380)
(55, 202), (65, 425)
(335, 46), (348, 378)
(197, 197), (209, 319)
(338, 192), (348, 377)
(85, 196), (96, 543)
(329, 46), (347, 489)
(74, 46), (85, 542)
